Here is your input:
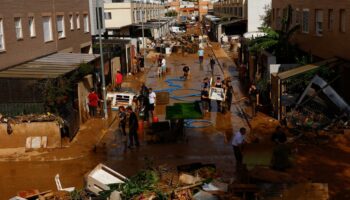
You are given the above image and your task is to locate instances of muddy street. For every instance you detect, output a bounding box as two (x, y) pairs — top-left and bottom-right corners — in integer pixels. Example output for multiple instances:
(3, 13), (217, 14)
(0, 44), (248, 199)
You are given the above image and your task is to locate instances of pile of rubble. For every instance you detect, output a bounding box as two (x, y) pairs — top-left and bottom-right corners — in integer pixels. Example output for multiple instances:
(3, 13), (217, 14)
(0, 113), (62, 124)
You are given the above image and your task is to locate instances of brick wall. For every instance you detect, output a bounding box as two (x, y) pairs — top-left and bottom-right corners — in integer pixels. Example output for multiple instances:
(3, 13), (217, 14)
(0, 0), (91, 70)
(272, 0), (350, 60)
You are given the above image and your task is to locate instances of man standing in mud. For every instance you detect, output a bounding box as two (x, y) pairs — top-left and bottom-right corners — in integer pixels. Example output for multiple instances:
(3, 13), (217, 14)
(127, 106), (139, 148)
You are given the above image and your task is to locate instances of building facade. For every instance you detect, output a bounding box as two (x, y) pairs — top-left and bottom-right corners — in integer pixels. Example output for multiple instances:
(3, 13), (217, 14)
(89, 0), (106, 36)
(104, 1), (165, 29)
(213, 0), (270, 32)
(0, 0), (92, 70)
(272, 0), (350, 60)
(213, 0), (246, 19)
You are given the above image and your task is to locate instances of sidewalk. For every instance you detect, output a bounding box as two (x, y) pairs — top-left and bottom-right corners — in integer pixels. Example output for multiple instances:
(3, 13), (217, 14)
(0, 73), (152, 162)
(210, 42), (252, 129)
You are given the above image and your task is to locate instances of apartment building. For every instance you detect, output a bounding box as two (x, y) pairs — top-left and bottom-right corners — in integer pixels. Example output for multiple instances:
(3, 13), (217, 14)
(272, 0), (350, 61)
(213, 0), (247, 19)
(213, 0), (270, 32)
(89, 0), (106, 36)
(0, 0), (92, 70)
(104, 0), (165, 29)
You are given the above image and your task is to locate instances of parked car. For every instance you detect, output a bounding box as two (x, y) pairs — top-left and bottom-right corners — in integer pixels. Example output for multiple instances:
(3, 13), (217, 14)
(170, 26), (186, 33)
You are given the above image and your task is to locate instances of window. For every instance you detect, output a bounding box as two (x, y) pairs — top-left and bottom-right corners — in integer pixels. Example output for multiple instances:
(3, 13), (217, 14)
(315, 10), (323, 36)
(28, 16), (36, 37)
(42, 16), (53, 42)
(69, 15), (74, 30)
(14, 17), (23, 39)
(83, 14), (89, 33)
(340, 9), (346, 32)
(302, 9), (309, 33)
(76, 14), (80, 29)
(56, 15), (65, 38)
(295, 8), (301, 25)
(0, 19), (5, 50)
(328, 9), (334, 31)
(104, 12), (112, 20)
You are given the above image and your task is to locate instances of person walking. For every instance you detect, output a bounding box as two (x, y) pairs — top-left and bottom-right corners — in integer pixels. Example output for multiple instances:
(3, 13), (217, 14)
(118, 106), (127, 153)
(127, 106), (140, 148)
(232, 127), (246, 167)
(210, 56), (215, 75)
(139, 54), (145, 72)
(132, 56), (138, 74)
(148, 88), (156, 119)
(161, 56), (167, 75)
(201, 87), (210, 112)
(88, 88), (99, 117)
(182, 65), (190, 80)
(198, 48), (204, 66)
(249, 83), (258, 117)
(225, 81), (234, 112)
(115, 71), (123, 91)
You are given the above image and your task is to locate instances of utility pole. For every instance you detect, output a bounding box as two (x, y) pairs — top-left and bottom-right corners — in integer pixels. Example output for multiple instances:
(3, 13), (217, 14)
(96, 1), (108, 119)
(141, 1), (146, 58)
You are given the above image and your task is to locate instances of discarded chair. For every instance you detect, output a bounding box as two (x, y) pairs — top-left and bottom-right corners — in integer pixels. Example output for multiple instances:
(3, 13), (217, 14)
(54, 174), (75, 192)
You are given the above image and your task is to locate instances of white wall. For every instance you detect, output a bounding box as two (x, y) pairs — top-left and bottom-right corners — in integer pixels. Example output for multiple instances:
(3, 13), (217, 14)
(104, 3), (133, 28)
(247, 0), (271, 32)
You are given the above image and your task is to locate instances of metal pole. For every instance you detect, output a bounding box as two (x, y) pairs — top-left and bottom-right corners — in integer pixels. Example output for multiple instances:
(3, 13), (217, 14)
(141, 1), (146, 57)
(97, 1), (108, 119)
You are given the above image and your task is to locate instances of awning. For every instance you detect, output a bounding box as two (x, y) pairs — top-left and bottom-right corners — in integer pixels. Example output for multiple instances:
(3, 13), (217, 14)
(277, 58), (339, 80)
(0, 53), (100, 79)
(218, 19), (246, 26)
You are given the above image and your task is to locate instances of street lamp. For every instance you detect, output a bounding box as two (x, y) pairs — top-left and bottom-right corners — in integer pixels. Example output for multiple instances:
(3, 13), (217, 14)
(96, 0), (108, 119)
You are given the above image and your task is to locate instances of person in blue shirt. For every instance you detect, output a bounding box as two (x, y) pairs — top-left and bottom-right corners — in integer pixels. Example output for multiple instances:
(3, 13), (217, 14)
(198, 48), (204, 66)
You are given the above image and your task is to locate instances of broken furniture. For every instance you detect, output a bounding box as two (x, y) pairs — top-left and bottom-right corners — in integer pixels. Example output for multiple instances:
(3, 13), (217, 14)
(86, 163), (127, 195)
(55, 174), (75, 192)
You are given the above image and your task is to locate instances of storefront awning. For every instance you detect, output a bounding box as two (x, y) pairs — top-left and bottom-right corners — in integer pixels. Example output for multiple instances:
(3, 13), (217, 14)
(0, 53), (100, 79)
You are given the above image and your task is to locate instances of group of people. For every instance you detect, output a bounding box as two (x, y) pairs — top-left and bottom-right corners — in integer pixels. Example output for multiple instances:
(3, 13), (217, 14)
(200, 76), (234, 113)
(117, 83), (157, 152)
(155, 54), (167, 78)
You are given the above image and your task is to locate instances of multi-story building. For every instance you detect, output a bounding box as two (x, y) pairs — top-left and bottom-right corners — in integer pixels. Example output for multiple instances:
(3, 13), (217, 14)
(104, 0), (165, 29)
(213, 0), (270, 32)
(89, 0), (106, 36)
(0, 0), (92, 70)
(272, 0), (350, 61)
(213, 0), (246, 19)
(271, 0), (350, 106)
(169, 0), (213, 21)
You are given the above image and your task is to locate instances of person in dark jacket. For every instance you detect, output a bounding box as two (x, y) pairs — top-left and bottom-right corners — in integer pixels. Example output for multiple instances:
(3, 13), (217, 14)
(127, 106), (139, 148)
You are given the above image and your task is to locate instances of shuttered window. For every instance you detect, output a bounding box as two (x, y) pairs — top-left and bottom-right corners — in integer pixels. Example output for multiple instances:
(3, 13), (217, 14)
(56, 15), (65, 38)
(0, 19), (5, 50)
(42, 16), (53, 42)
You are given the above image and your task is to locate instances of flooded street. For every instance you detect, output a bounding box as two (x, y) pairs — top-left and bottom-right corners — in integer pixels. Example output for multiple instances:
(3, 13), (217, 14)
(0, 47), (244, 199)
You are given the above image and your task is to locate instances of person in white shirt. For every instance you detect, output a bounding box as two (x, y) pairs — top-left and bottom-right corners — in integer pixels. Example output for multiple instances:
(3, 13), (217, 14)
(161, 57), (166, 75)
(148, 88), (156, 117)
(232, 127), (246, 166)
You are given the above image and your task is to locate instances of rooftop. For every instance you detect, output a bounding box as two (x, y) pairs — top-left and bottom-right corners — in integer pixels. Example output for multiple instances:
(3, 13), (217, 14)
(0, 53), (100, 79)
